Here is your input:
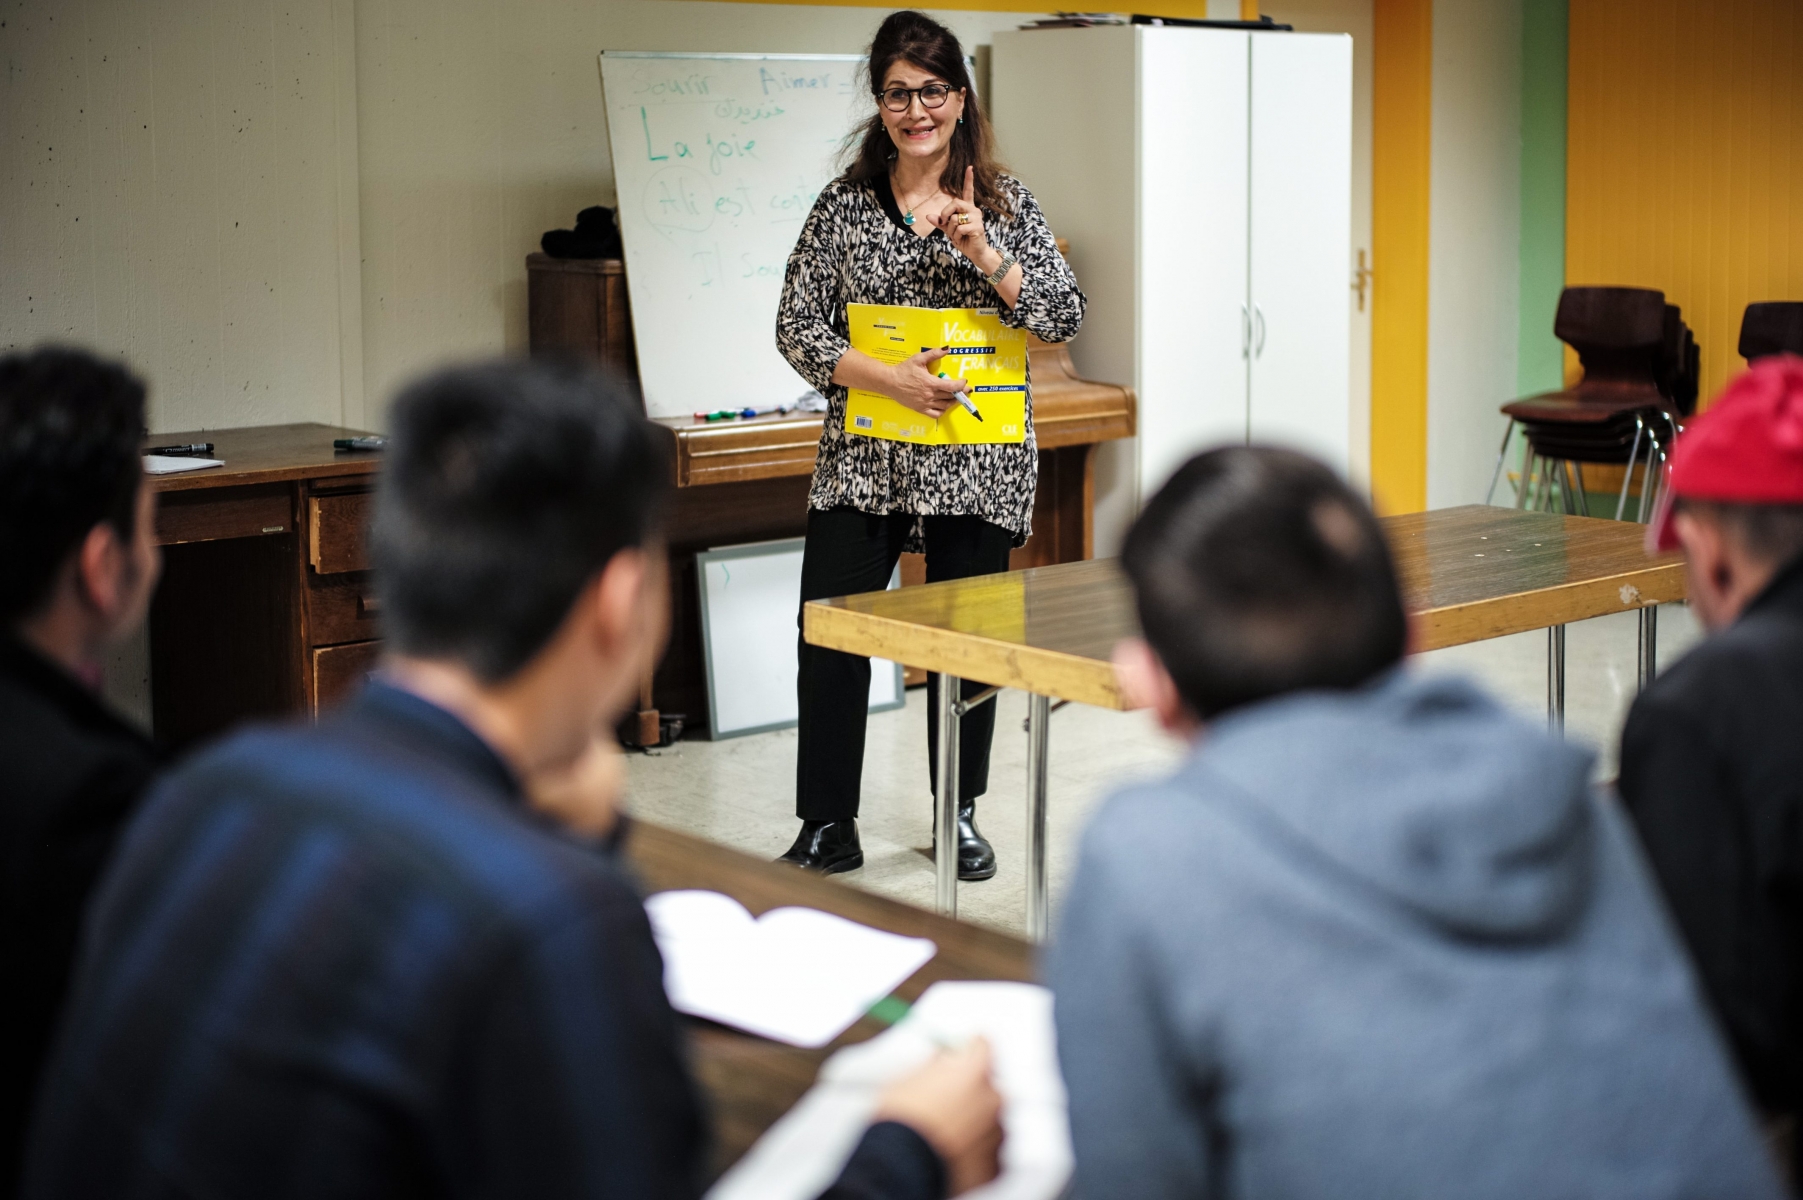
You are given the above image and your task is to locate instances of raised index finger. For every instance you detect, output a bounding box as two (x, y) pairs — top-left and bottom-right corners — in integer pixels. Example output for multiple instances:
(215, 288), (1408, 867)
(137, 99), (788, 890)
(962, 165), (975, 204)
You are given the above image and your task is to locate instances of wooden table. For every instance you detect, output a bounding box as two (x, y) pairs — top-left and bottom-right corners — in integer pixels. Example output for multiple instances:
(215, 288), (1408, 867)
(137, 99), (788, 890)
(804, 506), (1688, 934)
(625, 819), (1032, 1180)
(145, 423), (382, 747)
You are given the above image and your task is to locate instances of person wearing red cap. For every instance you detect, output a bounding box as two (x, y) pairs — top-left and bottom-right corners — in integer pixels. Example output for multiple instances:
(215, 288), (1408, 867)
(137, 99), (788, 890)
(1619, 353), (1803, 1161)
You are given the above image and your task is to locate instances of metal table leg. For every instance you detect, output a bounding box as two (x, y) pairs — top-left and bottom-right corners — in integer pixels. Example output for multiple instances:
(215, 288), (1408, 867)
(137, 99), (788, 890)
(934, 673), (961, 917)
(1025, 693), (1051, 943)
(1638, 606), (1658, 691)
(1547, 625), (1566, 733)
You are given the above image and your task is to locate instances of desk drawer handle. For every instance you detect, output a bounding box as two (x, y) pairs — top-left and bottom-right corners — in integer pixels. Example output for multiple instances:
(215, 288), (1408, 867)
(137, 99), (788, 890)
(262, 525), (286, 534)
(359, 594), (382, 616)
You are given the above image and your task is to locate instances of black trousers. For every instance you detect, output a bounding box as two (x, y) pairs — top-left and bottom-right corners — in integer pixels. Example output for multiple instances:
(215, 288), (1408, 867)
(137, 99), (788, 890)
(795, 507), (1016, 822)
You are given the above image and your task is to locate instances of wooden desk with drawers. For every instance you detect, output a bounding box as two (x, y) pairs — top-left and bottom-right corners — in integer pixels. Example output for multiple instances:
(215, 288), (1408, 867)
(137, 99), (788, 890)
(146, 423), (382, 748)
(147, 246), (1134, 746)
(142, 367), (1133, 749)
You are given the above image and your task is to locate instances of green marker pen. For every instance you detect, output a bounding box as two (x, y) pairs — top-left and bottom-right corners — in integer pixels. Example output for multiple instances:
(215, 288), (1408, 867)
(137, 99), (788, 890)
(937, 374), (983, 422)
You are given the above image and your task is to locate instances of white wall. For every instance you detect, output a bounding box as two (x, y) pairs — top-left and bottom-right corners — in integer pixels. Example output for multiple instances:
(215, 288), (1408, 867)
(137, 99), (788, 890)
(1425, 0), (1522, 508)
(0, 0), (364, 433)
(351, 0), (1050, 426)
(2, 0), (1049, 433)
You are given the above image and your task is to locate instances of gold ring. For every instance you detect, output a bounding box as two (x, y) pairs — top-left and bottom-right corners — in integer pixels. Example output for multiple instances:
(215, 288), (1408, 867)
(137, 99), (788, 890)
(955, 214), (971, 225)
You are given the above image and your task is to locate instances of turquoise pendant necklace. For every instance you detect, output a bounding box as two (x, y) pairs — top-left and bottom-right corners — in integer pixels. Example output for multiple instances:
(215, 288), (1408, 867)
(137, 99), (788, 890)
(897, 175), (930, 227)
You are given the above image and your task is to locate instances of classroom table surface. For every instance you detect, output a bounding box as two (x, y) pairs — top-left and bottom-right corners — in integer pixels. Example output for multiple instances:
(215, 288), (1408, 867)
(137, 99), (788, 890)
(804, 505), (1687, 710)
(144, 422), (382, 492)
(625, 819), (1034, 1180)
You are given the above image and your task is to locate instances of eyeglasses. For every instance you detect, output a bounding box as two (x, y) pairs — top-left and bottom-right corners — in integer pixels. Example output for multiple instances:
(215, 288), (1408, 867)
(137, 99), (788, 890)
(876, 83), (954, 113)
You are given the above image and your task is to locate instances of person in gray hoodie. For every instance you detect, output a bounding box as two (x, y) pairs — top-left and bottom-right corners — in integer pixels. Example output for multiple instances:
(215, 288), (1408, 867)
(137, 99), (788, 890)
(1047, 445), (1781, 1200)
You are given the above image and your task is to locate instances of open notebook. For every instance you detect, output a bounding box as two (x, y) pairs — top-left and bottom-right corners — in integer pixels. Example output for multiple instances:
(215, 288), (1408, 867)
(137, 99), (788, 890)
(644, 890), (936, 1049)
(708, 981), (1072, 1200)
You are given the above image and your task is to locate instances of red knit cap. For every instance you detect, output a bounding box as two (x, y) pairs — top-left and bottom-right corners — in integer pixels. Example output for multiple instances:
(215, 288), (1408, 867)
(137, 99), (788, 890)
(1649, 354), (1803, 552)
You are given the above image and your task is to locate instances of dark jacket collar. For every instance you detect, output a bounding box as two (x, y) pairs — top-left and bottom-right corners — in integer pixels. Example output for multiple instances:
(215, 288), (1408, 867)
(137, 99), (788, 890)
(343, 681), (636, 856)
(1745, 551), (1803, 622)
(342, 681), (523, 802)
(0, 631), (157, 757)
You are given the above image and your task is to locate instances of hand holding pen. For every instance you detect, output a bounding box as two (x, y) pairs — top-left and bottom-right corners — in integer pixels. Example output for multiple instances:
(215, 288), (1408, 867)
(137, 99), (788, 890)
(881, 348), (967, 419)
(936, 375), (983, 422)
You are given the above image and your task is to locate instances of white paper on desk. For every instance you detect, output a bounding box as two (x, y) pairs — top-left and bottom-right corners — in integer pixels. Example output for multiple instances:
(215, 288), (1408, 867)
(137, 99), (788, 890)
(143, 455), (224, 475)
(707, 981), (1072, 1200)
(645, 890), (935, 1049)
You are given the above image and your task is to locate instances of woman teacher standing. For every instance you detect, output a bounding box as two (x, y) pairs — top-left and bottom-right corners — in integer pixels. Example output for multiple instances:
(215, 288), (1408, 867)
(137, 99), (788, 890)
(776, 10), (1086, 879)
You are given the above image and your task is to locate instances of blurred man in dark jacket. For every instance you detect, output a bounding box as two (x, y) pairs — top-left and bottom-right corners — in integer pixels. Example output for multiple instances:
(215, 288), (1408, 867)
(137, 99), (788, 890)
(23, 358), (1000, 1200)
(0, 348), (163, 1198)
(1620, 355), (1803, 1161)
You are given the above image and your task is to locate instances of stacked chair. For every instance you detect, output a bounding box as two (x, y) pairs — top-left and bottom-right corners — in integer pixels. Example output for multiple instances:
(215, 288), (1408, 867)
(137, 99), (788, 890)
(1740, 301), (1803, 361)
(1488, 287), (1697, 521)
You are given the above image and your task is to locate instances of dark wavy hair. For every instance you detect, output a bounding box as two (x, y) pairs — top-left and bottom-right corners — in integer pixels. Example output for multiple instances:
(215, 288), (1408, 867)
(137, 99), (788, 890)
(842, 11), (1011, 218)
(0, 347), (147, 625)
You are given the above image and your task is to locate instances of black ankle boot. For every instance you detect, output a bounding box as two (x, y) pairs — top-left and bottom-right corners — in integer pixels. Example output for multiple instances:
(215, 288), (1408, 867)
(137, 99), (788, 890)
(957, 800), (997, 881)
(777, 820), (864, 874)
(932, 800), (997, 882)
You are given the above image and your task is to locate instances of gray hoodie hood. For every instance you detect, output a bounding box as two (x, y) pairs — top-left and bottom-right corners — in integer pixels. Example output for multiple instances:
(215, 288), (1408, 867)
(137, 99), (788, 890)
(1191, 670), (1596, 940)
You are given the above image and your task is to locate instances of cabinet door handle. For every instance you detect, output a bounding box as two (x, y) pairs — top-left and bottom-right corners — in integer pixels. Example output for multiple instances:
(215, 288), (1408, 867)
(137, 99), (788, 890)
(1241, 304), (1251, 359)
(359, 594), (382, 616)
(1253, 305), (1267, 359)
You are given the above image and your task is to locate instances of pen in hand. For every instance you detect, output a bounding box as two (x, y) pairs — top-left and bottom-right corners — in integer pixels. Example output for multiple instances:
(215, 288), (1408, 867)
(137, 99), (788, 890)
(937, 373), (984, 422)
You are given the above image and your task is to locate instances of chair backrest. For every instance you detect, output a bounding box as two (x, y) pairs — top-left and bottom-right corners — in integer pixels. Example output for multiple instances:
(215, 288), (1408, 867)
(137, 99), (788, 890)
(1658, 304), (1701, 416)
(1555, 287), (1668, 390)
(1740, 302), (1803, 361)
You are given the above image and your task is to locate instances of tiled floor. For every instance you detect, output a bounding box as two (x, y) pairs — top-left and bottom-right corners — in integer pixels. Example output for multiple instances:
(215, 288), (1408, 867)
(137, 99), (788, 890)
(624, 602), (1701, 940)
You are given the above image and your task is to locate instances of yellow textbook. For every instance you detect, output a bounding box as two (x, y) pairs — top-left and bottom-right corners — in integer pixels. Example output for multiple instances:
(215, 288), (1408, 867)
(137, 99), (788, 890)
(844, 304), (1027, 445)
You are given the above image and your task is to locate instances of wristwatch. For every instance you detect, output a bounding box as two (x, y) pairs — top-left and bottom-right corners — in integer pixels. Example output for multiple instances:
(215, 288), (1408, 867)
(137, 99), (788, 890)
(986, 251), (1018, 287)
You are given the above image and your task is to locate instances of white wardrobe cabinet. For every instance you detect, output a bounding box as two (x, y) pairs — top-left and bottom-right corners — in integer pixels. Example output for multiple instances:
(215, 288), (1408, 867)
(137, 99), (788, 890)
(992, 25), (1353, 499)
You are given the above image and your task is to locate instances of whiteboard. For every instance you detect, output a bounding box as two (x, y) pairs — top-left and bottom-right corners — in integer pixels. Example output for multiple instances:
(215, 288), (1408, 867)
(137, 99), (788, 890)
(600, 53), (866, 419)
(697, 538), (904, 740)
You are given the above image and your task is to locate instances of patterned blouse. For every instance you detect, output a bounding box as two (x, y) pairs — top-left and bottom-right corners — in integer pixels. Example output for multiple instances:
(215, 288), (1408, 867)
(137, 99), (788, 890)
(776, 173), (1087, 547)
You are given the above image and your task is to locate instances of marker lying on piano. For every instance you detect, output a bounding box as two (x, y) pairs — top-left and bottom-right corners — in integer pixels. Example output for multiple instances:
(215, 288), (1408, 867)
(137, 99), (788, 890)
(937, 374), (983, 421)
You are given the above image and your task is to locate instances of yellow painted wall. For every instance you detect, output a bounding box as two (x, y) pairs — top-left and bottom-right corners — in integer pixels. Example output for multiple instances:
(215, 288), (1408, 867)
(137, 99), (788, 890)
(1567, 0), (1803, 407)
(1369, 0), (1431, 512)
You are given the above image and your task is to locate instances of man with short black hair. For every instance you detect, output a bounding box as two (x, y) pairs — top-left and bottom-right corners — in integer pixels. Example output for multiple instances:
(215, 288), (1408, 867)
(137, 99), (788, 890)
(1, 347), (163, 1197)
(1048, 445), (1780, 1199)
(24, 358), (1001, 1200)
(1618, 355), (1803, 1166)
